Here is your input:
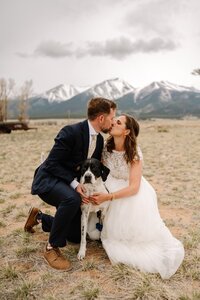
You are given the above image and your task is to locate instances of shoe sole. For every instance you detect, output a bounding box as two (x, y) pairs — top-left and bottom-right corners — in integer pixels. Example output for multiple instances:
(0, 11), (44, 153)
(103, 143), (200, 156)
(43, 255), (73, 272)
(24, 207), (36, 232)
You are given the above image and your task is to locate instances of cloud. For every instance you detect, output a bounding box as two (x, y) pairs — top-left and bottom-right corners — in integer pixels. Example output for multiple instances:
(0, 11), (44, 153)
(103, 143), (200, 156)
(34, 40), (74, 58)
(83, 37), (178, 59)
(17, 36), (178, 60)
(16, 40), (74, 58)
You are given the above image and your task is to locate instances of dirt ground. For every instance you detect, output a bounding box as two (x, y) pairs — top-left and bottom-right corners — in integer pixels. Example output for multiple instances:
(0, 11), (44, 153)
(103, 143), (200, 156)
(0, 118), (199, 300)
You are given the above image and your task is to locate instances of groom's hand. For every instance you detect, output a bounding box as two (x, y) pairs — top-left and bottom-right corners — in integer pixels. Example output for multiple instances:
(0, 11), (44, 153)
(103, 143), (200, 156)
(76, 183), (87, 197)
(76, 184), (90, 204)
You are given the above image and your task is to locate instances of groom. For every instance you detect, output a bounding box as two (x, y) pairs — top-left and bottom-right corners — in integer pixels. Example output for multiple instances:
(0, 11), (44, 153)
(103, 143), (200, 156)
(24, 97), (116, 270)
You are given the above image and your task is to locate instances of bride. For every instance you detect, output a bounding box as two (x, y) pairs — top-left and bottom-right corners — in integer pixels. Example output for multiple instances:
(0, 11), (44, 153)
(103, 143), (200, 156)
(90, 114), (184, 279)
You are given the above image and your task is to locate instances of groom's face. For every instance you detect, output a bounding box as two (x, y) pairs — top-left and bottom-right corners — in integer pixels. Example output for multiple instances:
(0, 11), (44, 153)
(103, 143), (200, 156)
(99, 108), (116, 133)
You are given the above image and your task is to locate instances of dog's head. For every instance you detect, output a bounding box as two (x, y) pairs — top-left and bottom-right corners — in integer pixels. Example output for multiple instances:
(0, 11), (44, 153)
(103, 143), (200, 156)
(78, 158), (110, 185)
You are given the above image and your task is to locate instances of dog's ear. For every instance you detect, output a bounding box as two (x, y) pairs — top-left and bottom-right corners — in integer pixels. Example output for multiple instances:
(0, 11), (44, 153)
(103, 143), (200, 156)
(101, 163), (110, 182)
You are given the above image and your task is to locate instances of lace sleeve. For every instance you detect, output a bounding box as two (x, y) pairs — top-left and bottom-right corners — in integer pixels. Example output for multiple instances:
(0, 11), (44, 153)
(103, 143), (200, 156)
(137, 146), (143, 160)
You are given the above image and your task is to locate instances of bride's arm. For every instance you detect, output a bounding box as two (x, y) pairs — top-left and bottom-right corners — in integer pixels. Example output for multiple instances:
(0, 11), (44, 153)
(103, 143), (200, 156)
(91, 160), (142, 205)
(113, 159), (142, 199)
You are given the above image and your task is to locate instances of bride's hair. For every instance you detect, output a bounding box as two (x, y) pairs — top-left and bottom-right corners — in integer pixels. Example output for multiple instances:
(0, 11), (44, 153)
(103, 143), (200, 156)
(106, 114), (140, 164)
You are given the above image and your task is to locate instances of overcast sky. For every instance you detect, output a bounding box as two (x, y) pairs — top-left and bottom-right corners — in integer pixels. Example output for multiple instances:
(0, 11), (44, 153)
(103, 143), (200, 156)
(1, 0), (200, 93)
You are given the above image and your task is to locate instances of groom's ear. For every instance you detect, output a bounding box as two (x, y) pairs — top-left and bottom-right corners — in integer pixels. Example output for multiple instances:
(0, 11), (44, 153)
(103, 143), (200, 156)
(100, 163), (110, 182)
(76, 161), (83, 172)
(75, 161), (83, 180)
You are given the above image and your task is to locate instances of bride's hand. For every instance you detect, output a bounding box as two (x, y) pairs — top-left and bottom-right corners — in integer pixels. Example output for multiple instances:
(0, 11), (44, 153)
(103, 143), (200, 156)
(90, 193), (108, 205)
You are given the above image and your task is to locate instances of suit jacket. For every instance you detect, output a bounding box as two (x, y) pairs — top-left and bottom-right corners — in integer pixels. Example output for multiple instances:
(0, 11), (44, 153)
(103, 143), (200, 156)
(31, 120), (104, 195)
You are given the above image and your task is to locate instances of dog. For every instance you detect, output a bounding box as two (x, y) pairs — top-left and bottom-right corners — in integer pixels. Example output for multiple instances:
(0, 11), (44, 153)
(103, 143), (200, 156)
(77, 158), (110, 260)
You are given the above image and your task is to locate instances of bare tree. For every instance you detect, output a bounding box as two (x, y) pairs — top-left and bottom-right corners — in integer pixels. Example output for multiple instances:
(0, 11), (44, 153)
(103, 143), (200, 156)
(191, 68), (200, 76)
(18, 80), (33, 122)
(0, 78), (15, 121)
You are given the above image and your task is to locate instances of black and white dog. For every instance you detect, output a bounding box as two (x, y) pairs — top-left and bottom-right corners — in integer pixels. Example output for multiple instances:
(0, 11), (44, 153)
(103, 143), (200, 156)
(77, 158), (110, 260)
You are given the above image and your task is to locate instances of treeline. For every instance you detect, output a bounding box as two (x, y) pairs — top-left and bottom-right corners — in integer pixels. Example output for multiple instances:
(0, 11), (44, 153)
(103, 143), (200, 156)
(0, 78), (33, 122)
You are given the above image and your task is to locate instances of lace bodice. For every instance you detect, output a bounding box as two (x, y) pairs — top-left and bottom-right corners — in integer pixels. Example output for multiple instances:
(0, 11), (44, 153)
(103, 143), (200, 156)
(102, 146), (143, 181)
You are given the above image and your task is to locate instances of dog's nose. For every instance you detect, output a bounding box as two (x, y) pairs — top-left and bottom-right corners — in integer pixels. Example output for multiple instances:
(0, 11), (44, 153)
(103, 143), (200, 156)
(84, 174), (92, 183)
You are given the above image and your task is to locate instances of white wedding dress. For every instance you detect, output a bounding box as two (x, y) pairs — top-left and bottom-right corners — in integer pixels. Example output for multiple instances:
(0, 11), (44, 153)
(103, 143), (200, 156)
(101, 147), (184, 279)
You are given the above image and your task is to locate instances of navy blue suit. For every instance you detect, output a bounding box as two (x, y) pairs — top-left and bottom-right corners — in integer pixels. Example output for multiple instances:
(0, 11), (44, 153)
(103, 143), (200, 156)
(31, 120), (104, 247)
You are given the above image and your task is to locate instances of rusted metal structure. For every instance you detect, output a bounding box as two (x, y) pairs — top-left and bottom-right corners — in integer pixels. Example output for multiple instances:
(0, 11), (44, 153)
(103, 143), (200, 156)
(0, 121), (37, 133)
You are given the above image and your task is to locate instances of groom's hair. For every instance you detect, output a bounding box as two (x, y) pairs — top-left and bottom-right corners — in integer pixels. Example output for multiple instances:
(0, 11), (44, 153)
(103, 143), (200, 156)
(87, 97), (116, 120)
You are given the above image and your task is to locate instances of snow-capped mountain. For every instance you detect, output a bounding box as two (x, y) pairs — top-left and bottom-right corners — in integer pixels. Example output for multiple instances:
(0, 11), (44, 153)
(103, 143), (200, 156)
(41, 84), (90, 102)
(86, 78), (135, 100)
(115, 80), (200, 117)
(134, 81), (198, 102)
(9, 79), (200, 118)
(36, 78), (134, 103)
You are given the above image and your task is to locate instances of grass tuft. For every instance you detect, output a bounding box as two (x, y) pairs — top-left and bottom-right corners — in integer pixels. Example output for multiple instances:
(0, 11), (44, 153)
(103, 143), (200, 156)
(0, 264), (19, 280)
(81, 259), (96, 271)
(16, 245), (38, 257)
(0, 221), (6, 227)
(2, 204), (16, 217)
(14, 280), (36, 300)
(15, 210), (27, 220)
(179, 292), (200, 300)
(132, 276), (155, 299)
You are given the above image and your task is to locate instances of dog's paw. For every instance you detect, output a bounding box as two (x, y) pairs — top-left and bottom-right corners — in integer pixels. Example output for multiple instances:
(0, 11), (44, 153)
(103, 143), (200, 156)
(77, 250), (86, 260)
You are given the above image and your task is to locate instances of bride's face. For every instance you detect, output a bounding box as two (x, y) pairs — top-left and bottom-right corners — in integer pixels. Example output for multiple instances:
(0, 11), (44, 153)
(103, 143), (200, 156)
(110, 116), (129, 137)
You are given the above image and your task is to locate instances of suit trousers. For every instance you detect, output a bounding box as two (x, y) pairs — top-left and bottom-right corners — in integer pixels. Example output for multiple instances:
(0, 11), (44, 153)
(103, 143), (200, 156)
(38, 180), (81, 247)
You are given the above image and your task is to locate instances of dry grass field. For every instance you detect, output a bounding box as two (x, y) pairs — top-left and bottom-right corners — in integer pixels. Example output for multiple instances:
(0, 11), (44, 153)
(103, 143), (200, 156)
(0, 118), (199, 300)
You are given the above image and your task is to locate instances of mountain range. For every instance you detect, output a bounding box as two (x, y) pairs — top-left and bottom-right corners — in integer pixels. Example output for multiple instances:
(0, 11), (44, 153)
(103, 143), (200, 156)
(9, 78), (200, 119)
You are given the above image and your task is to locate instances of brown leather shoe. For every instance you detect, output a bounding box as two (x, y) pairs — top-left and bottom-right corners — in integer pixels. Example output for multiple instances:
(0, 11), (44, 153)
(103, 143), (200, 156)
(24, 207), (40, 233)
(44, 247), (72, 271)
